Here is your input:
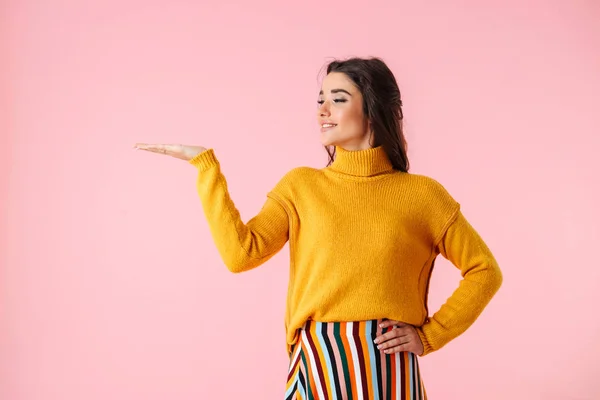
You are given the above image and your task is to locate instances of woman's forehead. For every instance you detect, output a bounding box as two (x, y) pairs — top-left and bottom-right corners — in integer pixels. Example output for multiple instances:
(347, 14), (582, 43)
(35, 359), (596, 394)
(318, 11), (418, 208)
(320, 72), (358, 93)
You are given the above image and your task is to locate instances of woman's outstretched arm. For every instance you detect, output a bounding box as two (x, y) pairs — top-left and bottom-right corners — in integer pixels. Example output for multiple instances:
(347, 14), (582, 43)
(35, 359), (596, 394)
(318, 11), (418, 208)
(135, 143), (289, 273)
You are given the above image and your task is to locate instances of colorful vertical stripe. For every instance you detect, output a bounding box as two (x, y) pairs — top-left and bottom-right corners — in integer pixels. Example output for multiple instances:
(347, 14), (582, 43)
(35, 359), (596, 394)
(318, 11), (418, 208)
(285, 319), (426, 400)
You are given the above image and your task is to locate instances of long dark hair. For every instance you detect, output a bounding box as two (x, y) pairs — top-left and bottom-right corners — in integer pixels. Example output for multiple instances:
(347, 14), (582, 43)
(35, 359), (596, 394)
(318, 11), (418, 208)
(323, 57), (409, 172)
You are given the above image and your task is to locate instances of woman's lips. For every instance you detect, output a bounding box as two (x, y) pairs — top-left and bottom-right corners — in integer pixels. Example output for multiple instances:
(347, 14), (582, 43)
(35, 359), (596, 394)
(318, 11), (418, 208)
(320, 123), (337, 133)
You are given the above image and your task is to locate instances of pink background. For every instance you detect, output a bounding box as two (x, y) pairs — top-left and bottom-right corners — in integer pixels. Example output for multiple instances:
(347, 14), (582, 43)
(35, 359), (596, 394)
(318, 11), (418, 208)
(2, 1), (599, 399)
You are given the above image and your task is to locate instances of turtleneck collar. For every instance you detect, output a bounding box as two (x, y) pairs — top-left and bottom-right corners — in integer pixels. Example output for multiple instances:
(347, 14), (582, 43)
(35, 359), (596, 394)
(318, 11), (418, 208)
(328, 146), (394, 177)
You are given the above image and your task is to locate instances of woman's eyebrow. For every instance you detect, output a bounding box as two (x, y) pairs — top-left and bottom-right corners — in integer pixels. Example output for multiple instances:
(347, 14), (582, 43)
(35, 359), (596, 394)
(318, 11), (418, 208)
(319, 89), (352, 96)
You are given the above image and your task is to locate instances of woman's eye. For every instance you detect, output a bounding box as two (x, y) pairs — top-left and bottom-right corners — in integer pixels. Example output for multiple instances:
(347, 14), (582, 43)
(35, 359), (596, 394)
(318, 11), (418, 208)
(333, 98), (347, 103)
(317, 100), (324, 105)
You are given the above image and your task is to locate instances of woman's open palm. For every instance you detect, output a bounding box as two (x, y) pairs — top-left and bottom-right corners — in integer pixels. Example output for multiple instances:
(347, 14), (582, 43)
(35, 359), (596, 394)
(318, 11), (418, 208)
(134, 143), (206, 161)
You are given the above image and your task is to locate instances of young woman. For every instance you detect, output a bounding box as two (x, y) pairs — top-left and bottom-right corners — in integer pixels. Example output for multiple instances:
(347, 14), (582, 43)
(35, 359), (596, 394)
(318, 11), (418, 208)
(135, 57), (502, 400)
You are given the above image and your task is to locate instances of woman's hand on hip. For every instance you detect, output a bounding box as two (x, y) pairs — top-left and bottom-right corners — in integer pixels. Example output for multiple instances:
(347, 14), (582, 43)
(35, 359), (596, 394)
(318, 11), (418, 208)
(134, 143), (207, 161)
(374, 320), (424, 356)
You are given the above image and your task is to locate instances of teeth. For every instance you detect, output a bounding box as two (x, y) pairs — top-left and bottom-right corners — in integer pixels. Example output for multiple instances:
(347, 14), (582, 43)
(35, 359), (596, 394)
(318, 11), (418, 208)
(322, 124), (336, 128)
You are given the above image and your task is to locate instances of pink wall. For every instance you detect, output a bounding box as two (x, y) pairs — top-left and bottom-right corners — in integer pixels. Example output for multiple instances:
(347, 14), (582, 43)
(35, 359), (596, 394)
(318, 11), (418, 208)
(2, 1), (599, 399)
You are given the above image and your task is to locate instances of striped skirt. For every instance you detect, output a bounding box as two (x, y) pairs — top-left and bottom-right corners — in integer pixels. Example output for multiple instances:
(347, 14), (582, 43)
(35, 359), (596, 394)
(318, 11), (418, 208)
(285, 319), (426, 400)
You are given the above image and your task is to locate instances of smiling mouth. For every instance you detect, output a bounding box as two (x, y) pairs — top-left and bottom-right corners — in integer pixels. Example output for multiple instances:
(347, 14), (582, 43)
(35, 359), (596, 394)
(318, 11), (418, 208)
(321, 123), (337, 132)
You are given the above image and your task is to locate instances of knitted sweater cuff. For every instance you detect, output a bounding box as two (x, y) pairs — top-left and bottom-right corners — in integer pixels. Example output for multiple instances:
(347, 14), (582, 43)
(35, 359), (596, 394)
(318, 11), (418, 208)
(189, 148), (217, 171)
(416, 326), (435, 357)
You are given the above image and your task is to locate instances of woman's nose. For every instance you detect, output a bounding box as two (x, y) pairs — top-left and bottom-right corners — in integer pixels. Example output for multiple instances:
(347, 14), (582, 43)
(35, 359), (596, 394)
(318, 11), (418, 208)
(318, 101), (330, 117)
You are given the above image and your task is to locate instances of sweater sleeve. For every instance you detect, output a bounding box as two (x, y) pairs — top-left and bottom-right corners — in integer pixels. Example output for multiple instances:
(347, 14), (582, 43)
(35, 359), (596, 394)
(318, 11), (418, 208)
(189, 149), (289, 273)
(417, 211), (503, 356)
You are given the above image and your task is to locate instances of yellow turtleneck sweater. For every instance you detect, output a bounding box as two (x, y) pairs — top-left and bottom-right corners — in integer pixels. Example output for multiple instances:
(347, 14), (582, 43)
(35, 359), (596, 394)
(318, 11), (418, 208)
(189, 146), (502, 356)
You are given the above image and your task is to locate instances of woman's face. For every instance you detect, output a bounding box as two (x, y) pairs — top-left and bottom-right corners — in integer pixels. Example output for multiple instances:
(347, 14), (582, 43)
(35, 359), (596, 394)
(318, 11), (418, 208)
(317, 72), (372, 150)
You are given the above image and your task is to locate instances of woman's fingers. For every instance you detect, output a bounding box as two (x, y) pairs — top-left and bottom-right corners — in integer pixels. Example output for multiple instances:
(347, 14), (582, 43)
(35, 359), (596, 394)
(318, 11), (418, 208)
(135, 143), (161, 153)
(375, 328), (416, 354)
(374, 321), (423, 355)
(385, 343), (413, 354)
(374, 327), (409, 347)
(134, 143), (205, 160)
(135, 143), (178, 154)
(375, 320), (409, 345)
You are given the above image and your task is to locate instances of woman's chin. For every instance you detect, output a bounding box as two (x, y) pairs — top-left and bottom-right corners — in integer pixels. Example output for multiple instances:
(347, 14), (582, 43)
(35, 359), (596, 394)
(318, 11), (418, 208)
(320, 133), (337, 147)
